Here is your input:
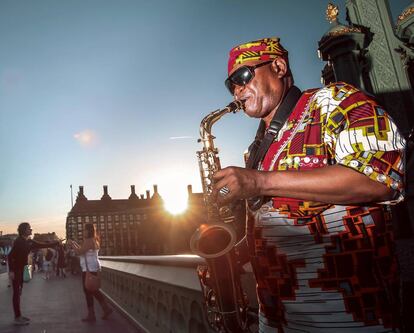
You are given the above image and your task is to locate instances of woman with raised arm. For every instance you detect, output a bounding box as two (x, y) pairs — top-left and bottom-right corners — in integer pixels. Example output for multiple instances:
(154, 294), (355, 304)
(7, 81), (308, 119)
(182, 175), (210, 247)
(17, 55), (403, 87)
(69, 223), (112, 322)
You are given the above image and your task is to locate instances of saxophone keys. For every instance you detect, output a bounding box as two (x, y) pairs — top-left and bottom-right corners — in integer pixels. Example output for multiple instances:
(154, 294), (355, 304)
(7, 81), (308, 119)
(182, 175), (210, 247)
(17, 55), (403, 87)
(214, 313), (223, 325)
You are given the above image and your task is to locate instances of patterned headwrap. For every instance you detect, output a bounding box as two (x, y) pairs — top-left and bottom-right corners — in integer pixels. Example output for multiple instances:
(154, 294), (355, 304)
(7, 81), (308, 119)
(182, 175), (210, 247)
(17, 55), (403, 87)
(228, 37), (289, 75)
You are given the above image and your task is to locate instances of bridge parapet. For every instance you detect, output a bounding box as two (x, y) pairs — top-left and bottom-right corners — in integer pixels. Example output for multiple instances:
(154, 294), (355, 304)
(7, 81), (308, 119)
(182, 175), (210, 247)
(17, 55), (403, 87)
(99, 255), (214, 333)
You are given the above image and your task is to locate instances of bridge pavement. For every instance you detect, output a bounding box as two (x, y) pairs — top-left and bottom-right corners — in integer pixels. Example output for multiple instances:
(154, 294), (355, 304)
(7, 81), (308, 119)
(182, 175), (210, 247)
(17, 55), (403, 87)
(0, 271), (139, 333)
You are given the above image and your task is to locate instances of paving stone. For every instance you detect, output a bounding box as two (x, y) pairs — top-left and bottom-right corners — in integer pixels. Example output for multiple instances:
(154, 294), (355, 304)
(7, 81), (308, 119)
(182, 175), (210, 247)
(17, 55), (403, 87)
(0, 271), (139, 333)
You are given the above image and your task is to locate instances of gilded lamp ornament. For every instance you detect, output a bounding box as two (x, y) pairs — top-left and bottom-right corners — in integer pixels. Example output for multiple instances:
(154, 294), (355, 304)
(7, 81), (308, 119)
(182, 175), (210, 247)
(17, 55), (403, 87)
(398, 6), (414, 24)
(326, 3), (339, 24)
(323, 2), (362, 38)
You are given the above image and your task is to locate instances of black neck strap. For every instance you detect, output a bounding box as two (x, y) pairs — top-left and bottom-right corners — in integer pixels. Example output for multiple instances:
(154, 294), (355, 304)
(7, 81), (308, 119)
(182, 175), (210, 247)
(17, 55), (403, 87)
(246, 85), (302, 169)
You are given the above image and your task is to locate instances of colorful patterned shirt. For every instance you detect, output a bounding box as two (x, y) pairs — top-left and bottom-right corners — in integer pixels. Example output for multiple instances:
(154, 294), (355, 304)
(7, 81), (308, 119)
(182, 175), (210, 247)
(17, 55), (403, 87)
(247, 83), (405, 333)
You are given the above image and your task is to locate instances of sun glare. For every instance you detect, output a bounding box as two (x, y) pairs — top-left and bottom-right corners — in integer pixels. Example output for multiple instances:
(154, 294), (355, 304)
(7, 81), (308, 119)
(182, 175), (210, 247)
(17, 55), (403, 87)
(143, 166), (199, 215)
(163, 190), (188, 215)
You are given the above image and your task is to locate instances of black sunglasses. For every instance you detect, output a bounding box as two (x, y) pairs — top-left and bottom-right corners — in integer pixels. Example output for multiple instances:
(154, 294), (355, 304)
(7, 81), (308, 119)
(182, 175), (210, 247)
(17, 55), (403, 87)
(225, 61), (272, 94)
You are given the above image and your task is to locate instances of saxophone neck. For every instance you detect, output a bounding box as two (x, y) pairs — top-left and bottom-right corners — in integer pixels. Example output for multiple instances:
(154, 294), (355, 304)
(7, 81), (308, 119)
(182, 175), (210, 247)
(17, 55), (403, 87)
(200, 100), (244, 139)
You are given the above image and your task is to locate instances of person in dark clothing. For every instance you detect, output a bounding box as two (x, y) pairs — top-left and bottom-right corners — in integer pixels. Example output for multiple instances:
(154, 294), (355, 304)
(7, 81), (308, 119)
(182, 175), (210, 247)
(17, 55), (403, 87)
(8, 222), (58, 326)
(57, 243), (66, 278)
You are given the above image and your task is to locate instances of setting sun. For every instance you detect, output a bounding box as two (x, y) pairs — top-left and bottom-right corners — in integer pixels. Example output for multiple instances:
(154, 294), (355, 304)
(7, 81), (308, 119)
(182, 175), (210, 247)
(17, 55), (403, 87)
(163, 190), (188, 215)
(142, 166), (200, 216)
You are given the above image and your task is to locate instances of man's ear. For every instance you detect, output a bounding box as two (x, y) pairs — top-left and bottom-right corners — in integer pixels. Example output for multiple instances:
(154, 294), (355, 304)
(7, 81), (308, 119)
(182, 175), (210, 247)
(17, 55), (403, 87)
(271, 58), (288, 78)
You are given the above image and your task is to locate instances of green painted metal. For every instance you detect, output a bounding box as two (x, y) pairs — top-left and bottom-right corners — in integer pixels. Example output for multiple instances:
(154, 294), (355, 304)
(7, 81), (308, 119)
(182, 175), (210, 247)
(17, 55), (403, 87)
(318, 0), (414, 136)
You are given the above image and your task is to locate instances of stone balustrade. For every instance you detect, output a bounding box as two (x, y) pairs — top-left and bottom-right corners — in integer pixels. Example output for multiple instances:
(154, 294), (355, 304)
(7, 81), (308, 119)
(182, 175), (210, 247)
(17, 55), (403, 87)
(99, 255), (258, 333)
(99, 255), (212, 333)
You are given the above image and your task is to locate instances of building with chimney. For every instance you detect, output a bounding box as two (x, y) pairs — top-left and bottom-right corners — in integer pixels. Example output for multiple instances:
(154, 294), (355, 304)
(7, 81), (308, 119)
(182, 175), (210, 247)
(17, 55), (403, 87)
(66, 184), (206, 255)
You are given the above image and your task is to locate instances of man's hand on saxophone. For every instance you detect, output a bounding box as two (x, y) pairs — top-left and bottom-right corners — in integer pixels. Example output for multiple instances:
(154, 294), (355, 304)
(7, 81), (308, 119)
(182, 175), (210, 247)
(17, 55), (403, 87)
(213, 166), (265, 205)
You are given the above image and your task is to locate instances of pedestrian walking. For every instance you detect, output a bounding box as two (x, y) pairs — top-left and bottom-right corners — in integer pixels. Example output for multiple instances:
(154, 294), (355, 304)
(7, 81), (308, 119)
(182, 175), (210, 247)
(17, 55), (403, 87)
(57, 243), (66, 278)
(43, 247), (55, 280)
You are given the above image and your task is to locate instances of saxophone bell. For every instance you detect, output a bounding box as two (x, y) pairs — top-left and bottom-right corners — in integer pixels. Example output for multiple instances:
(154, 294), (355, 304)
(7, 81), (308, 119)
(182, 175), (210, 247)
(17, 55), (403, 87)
(190, 223), (237, 259)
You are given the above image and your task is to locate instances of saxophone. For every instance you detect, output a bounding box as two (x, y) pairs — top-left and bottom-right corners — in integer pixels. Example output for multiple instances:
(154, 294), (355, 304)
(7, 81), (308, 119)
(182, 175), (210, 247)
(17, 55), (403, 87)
(190, 100), (251, 332)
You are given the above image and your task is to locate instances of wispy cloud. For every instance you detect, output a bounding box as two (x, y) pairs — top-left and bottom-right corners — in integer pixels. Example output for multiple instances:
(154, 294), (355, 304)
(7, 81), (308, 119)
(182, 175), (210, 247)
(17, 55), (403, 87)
(169, 136), (193, 140)
(74, 129), (99, 148)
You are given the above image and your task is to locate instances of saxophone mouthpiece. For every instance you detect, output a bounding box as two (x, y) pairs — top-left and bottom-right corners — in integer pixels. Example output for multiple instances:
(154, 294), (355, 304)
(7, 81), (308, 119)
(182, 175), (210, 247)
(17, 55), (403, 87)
(226, 99), (244, 113)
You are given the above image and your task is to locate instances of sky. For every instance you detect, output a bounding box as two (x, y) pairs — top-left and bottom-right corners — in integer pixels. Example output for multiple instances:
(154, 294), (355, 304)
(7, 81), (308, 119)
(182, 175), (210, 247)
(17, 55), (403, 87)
(0, 0), (410, 237)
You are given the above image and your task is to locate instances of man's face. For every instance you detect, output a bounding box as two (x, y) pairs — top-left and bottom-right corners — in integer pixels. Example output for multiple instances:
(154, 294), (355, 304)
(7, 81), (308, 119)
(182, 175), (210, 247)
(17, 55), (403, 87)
(229, 59), (286, 120)
(24, 225), (32, 237)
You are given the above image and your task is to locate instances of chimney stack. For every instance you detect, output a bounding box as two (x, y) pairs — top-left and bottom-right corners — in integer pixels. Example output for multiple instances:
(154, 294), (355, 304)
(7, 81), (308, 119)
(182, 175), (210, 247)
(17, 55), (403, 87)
(187, 184), (192, 195)
(146, 190), (150, 199)
(140, 194), (144, 200)
(153, 184), (158, 194)
(129, 185), (138, 199)
(101, 185), (111, 200)
(76, 186), (87, 202)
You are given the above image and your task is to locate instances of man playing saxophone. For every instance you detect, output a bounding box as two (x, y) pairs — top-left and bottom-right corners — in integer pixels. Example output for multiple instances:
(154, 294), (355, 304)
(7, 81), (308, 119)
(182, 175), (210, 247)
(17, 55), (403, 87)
(213, 37), (405, 332)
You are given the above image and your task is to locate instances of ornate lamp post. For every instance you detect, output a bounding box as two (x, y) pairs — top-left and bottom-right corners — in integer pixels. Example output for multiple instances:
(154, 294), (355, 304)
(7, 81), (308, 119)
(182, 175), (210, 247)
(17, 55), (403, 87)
(318, 1), (414, 136)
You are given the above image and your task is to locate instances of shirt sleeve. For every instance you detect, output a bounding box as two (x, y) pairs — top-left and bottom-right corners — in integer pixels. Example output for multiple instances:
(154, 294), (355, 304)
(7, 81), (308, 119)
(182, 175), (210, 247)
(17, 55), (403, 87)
(324, 88), (406, 204)
(30, 239), (58, 250)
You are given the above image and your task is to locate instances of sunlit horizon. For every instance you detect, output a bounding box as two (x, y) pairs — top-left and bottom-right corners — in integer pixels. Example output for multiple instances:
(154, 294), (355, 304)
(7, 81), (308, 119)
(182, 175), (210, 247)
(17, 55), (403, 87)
(0, 174), (198, 236)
